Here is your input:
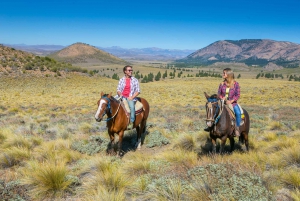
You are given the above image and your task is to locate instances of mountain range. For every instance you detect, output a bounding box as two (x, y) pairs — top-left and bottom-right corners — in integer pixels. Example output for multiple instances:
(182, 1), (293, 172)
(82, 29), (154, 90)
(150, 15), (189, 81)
(4, 39), (300, 68)
(5, 43), (195, 61)
(179, 39), (300, 68)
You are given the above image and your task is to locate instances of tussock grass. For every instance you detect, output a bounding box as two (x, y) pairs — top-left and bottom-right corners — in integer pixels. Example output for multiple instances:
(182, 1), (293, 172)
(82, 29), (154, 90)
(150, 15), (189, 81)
(21, 160), (72, 199)
(173, 133), (196, 151)
(280, 168), (300, 190)
(144, 178), (186, 201)
(123, 152), (153, 176)
(159, 148), (198, 168)
(262, 132), (278, 141)
(0, 147), (31, 167)
(81, 158), (131, 196)
(79, 122), (92, 134)
(291, 189), (300, 201)
(1, 135), (32, 149)
(186, 182), (212, 201)
(263, 136), (297, 153)
(83, 185), (126, 201)
(33, 139), (77, 162)
(233, 151), (268, 171)
(128, 175), (151, 196)
(0, 128), (11, 143)
(280, 146), (300, 167)
(268, 121), (284, 130)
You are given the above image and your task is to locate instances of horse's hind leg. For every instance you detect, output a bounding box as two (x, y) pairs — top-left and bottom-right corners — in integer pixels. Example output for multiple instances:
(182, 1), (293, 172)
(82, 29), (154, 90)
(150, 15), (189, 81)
(243, 132), (249, 151)
(135, 121), (146, 150)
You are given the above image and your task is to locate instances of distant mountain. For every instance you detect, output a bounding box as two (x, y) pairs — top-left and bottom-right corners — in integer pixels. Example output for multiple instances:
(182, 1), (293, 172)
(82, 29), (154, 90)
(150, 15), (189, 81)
(4, 44), (65, 56)
(3, 43), (195, 61)
(178, 39), (300, 68)
(98, 46), (195, 61)
(48, 43), (128, 64)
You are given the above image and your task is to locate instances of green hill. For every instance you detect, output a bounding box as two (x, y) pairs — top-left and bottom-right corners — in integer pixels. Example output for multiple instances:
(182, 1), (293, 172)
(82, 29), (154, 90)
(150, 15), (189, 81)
(0, 44), (86, 77)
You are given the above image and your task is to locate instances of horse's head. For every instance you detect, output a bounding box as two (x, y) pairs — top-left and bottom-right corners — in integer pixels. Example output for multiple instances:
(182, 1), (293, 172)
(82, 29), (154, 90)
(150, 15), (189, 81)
(95, 92), (112, 122)
(204, 92), (219, 127)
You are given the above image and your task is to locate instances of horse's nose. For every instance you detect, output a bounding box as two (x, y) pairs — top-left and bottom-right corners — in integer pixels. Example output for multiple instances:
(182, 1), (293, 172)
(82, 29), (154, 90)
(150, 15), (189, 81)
(206, 121), (213, 127)
(95, 117), (101, 122)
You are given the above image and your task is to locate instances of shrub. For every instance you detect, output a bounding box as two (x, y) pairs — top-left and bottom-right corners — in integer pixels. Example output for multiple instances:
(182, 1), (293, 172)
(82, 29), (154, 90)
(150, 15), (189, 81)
(187, 163), (275, 200)
(71, 135), (109, 155)
(145, 130), (170, 148)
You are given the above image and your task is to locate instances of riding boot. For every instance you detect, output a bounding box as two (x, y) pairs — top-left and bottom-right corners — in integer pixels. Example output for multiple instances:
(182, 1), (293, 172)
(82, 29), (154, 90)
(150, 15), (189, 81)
(128, 122), (133, 130)
(235, 126), (240, 137)
(204, 127), (211, 132)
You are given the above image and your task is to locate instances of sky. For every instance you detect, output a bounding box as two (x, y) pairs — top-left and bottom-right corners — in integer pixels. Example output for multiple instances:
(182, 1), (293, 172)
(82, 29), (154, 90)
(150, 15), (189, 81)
(1, 0), (300, 50)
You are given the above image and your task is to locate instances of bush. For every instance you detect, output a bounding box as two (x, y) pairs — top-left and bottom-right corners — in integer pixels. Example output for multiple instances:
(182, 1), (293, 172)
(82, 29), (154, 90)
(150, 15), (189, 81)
(71, 135), (109, 155)
(145, 130), (170, 148)
(187, 163), (275, 201)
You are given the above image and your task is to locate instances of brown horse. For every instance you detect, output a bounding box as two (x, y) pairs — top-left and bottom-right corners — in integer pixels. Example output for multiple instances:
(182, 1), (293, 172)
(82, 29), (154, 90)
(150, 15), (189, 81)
(94, 92), (150, 156)
(204, 92), (250, 153)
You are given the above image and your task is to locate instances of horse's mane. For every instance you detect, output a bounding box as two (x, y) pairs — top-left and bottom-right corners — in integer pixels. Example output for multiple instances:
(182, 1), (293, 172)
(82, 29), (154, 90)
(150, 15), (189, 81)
(102, 94), (119, 103)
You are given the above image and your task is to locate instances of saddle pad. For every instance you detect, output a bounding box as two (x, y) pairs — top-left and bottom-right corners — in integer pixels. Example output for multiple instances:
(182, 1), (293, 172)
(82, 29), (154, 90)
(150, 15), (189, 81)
(227, 104), (244, 116)
(226, 104), (244, 126)
(122, 99), (143, 113)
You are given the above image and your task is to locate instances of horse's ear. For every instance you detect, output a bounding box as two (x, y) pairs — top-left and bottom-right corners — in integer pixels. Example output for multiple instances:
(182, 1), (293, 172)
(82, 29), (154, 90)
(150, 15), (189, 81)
(108, 92), (112, 98)
(101, 92), (104, 97)
(204, 92), (210, 99)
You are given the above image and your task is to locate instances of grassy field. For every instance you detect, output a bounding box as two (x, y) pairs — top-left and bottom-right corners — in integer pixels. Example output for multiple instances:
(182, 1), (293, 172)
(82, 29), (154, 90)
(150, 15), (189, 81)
(1, 74), (300, 200)
(74, 60), (300, 81)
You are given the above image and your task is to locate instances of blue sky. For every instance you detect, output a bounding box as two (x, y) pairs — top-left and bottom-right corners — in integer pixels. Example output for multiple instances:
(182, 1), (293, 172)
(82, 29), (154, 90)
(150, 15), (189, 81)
(1, 0), (299, 49)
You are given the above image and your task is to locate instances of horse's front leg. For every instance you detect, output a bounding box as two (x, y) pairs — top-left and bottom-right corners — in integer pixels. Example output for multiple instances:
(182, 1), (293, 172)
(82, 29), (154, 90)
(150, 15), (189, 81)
(219, 136), (227, 154)
(117, 130), (124, 157)
(107, 131), (115, 155)
(229, 137), (235, 152)
(211, 138), (217, 154)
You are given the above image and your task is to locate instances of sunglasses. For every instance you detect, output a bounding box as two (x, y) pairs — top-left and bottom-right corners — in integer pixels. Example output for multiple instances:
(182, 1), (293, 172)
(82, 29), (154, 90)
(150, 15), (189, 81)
(127, 70), (133, 72)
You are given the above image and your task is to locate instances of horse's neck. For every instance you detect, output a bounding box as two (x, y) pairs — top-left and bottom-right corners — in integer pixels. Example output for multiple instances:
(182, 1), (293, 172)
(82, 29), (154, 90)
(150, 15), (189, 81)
(109, 100), (125, 117)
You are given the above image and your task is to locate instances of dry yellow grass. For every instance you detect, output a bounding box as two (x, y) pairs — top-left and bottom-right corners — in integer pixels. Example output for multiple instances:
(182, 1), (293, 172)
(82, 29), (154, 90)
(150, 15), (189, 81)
(1, 74), (300, 200)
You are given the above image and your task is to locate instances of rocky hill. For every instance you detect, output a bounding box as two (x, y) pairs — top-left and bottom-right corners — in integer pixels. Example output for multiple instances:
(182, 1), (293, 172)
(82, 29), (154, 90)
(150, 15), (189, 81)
(0, 44), (86, 77)
(178, 39), (300, 68)
(48, 43), (128, 64)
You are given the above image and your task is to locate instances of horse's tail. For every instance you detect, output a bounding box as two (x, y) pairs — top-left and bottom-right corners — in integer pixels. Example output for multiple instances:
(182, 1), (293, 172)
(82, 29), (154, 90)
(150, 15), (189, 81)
(143, 122), (147, 133)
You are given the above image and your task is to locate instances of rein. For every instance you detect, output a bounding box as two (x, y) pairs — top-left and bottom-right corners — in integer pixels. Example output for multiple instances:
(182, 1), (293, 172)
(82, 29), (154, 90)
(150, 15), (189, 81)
(101, 97), (122, 122)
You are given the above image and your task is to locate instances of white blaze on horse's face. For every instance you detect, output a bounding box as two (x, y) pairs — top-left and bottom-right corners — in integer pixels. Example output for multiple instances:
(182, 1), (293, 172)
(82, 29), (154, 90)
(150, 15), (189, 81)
(95, 99), (107, 121)
(206, 102), (214, 127)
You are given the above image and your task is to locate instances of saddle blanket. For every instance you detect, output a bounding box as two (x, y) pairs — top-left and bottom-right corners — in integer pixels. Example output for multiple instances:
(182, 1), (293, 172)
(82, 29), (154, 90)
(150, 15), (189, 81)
(226, 104), (244, 126)
(122, 99), (143, 114)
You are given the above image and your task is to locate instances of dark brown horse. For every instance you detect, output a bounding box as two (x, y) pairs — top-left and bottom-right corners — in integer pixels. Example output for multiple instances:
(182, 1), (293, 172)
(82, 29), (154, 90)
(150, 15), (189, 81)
(204, 92), (250, 153)
(94, 92), (150, 156)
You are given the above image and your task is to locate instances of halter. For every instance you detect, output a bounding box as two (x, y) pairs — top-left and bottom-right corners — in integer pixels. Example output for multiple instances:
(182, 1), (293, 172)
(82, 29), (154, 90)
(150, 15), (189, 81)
(100, 96), (121, 122)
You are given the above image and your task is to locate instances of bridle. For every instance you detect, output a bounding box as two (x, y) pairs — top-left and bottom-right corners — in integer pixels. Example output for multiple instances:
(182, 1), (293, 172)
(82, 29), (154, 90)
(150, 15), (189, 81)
(97, 96), (121, 122)
(205, 99), (224, 127)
